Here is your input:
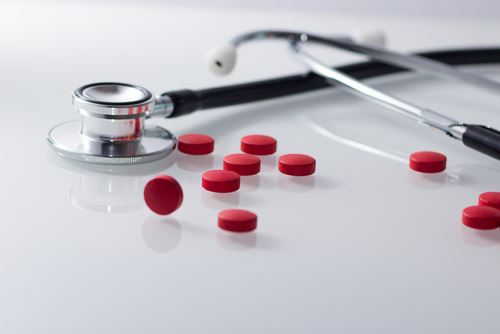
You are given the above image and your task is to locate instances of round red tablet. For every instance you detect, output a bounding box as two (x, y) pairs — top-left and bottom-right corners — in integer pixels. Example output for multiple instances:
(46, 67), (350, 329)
(462, 205), (500, 230)
(278, 153), (316, 176)
(178, 133), (214, 155)
(144, 175), (183, 215)
(478, 192), (500, 210)
(409, 151), (447, 173)
(218, 209), (257, 232)
(241, 134), (277, 155)
(202, 170), (240, 193)
(223, 153), (261, 176)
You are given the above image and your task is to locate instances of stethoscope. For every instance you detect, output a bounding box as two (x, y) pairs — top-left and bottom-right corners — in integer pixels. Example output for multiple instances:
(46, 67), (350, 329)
(47, 29), (500, 165)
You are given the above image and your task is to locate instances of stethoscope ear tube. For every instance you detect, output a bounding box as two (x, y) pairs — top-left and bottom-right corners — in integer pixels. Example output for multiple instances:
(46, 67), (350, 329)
(161, 72), (330, 117)
(289, 40), (500, 161)
(163, 48), (500, 119)
(462, 125), (500, 160)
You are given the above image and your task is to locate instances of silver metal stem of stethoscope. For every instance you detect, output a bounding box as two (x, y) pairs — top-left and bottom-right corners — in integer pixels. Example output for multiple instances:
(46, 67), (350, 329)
(230, 30), (469, 138)
(148, 95), (174, 118)
(231, 30), (500, 94)
(289, 41), (466, 139)
(329, 38), (500, 94)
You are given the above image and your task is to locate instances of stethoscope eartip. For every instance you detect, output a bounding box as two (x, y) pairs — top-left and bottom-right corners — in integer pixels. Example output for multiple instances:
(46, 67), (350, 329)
(205, 43), (237, 76)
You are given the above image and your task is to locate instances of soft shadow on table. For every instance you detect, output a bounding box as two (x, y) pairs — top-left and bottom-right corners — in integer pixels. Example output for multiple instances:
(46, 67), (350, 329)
(217, 231), (281, 251)
(176, 153), (215, 172)
(143, 216), (182, 253)
(278, 174), (337, 193)
(240, 175), (261, 192)
(201, 190), (265, 209)
(143, 215), (281, 253)
(260, 155), (277, 172)
(180, 90), (335, 138)
(460, 226), (500, 247)
(407, 164), (500, 190)
(201, 191), (240, 209)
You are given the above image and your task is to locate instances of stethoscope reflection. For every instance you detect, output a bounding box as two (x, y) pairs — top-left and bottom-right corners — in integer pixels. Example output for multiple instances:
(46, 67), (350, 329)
(50, 150), (176, 213)
(143, 215), (274, 253)
(143, 216), (182, 253)
(70, 174), (143, 213)
(50, 150), (276, 254)
(304, 115), (500, 189)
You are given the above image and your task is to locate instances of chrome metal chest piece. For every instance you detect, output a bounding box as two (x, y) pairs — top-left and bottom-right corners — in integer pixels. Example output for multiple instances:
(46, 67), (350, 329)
(48, 82), (176, 165)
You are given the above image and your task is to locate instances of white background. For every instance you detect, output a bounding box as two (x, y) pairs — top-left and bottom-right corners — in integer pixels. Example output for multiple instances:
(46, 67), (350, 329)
(1, 1), (500, 333)
(33, 0), (500, 19)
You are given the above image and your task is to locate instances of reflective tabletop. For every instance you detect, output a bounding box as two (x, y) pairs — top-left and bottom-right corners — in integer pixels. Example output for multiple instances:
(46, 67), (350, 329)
(2, 2), (500, 333)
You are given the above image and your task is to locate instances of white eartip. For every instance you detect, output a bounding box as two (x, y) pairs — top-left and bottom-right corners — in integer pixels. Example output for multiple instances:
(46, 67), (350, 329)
(205, 44), (237, 76)
(349, 29), (386, 48)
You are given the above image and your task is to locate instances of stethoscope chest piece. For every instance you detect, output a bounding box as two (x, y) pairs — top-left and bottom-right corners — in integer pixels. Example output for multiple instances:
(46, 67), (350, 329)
(47, 82), (176, 165)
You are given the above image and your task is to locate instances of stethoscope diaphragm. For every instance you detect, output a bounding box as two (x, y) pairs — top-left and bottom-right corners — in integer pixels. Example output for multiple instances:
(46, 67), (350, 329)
(47, 119), (176, 164)
(47, 82), (176, 165)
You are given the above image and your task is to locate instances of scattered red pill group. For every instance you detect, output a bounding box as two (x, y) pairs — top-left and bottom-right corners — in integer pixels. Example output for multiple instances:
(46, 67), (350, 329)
(218, 209), (258, 232)
(178, 134), (214, 155)
(409, 151), (447, 173)
(147, 138), (498, 236)
(223, 153), (261, 176)
(241, 134), (277, 155)
(279, 154), (316, 176)
(143, 132), (316, 232)
(462, 192), (500, 230)
(144, 175), (184, 215)
(202, 170), (241, 193)
(406, 150), (500, 231)
(462, 205), (500, 230)
(478, 192), (500, 210)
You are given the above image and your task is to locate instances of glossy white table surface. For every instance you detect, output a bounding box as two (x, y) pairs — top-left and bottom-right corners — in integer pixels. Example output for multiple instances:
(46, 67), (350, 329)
(2, 3), (500, 333)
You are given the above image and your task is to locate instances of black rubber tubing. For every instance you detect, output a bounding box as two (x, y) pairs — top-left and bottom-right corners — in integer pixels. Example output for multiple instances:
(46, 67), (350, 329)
(463, 125), (500, 160)
(162, 48), (500, 117)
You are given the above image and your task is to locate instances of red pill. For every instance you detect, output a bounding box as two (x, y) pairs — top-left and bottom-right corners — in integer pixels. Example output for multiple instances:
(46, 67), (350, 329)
(178, 133), (214, 155)
(144, 175), (183, 215)
(202, 170), (240, 193)
(278, 153), (316, 176)
(218, 209), (257, 232)
(478, 192), (500, 210)
(241, 134), (277, 155)
(223, 153), (261, 176)
(462, 205), (500, 230)
(409, 151), (447, 173)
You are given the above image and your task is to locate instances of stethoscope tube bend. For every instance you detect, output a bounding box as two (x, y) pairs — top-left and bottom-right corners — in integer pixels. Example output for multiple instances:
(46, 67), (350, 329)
(225, 30), (500, 160)
(290, 41), (464, 138)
